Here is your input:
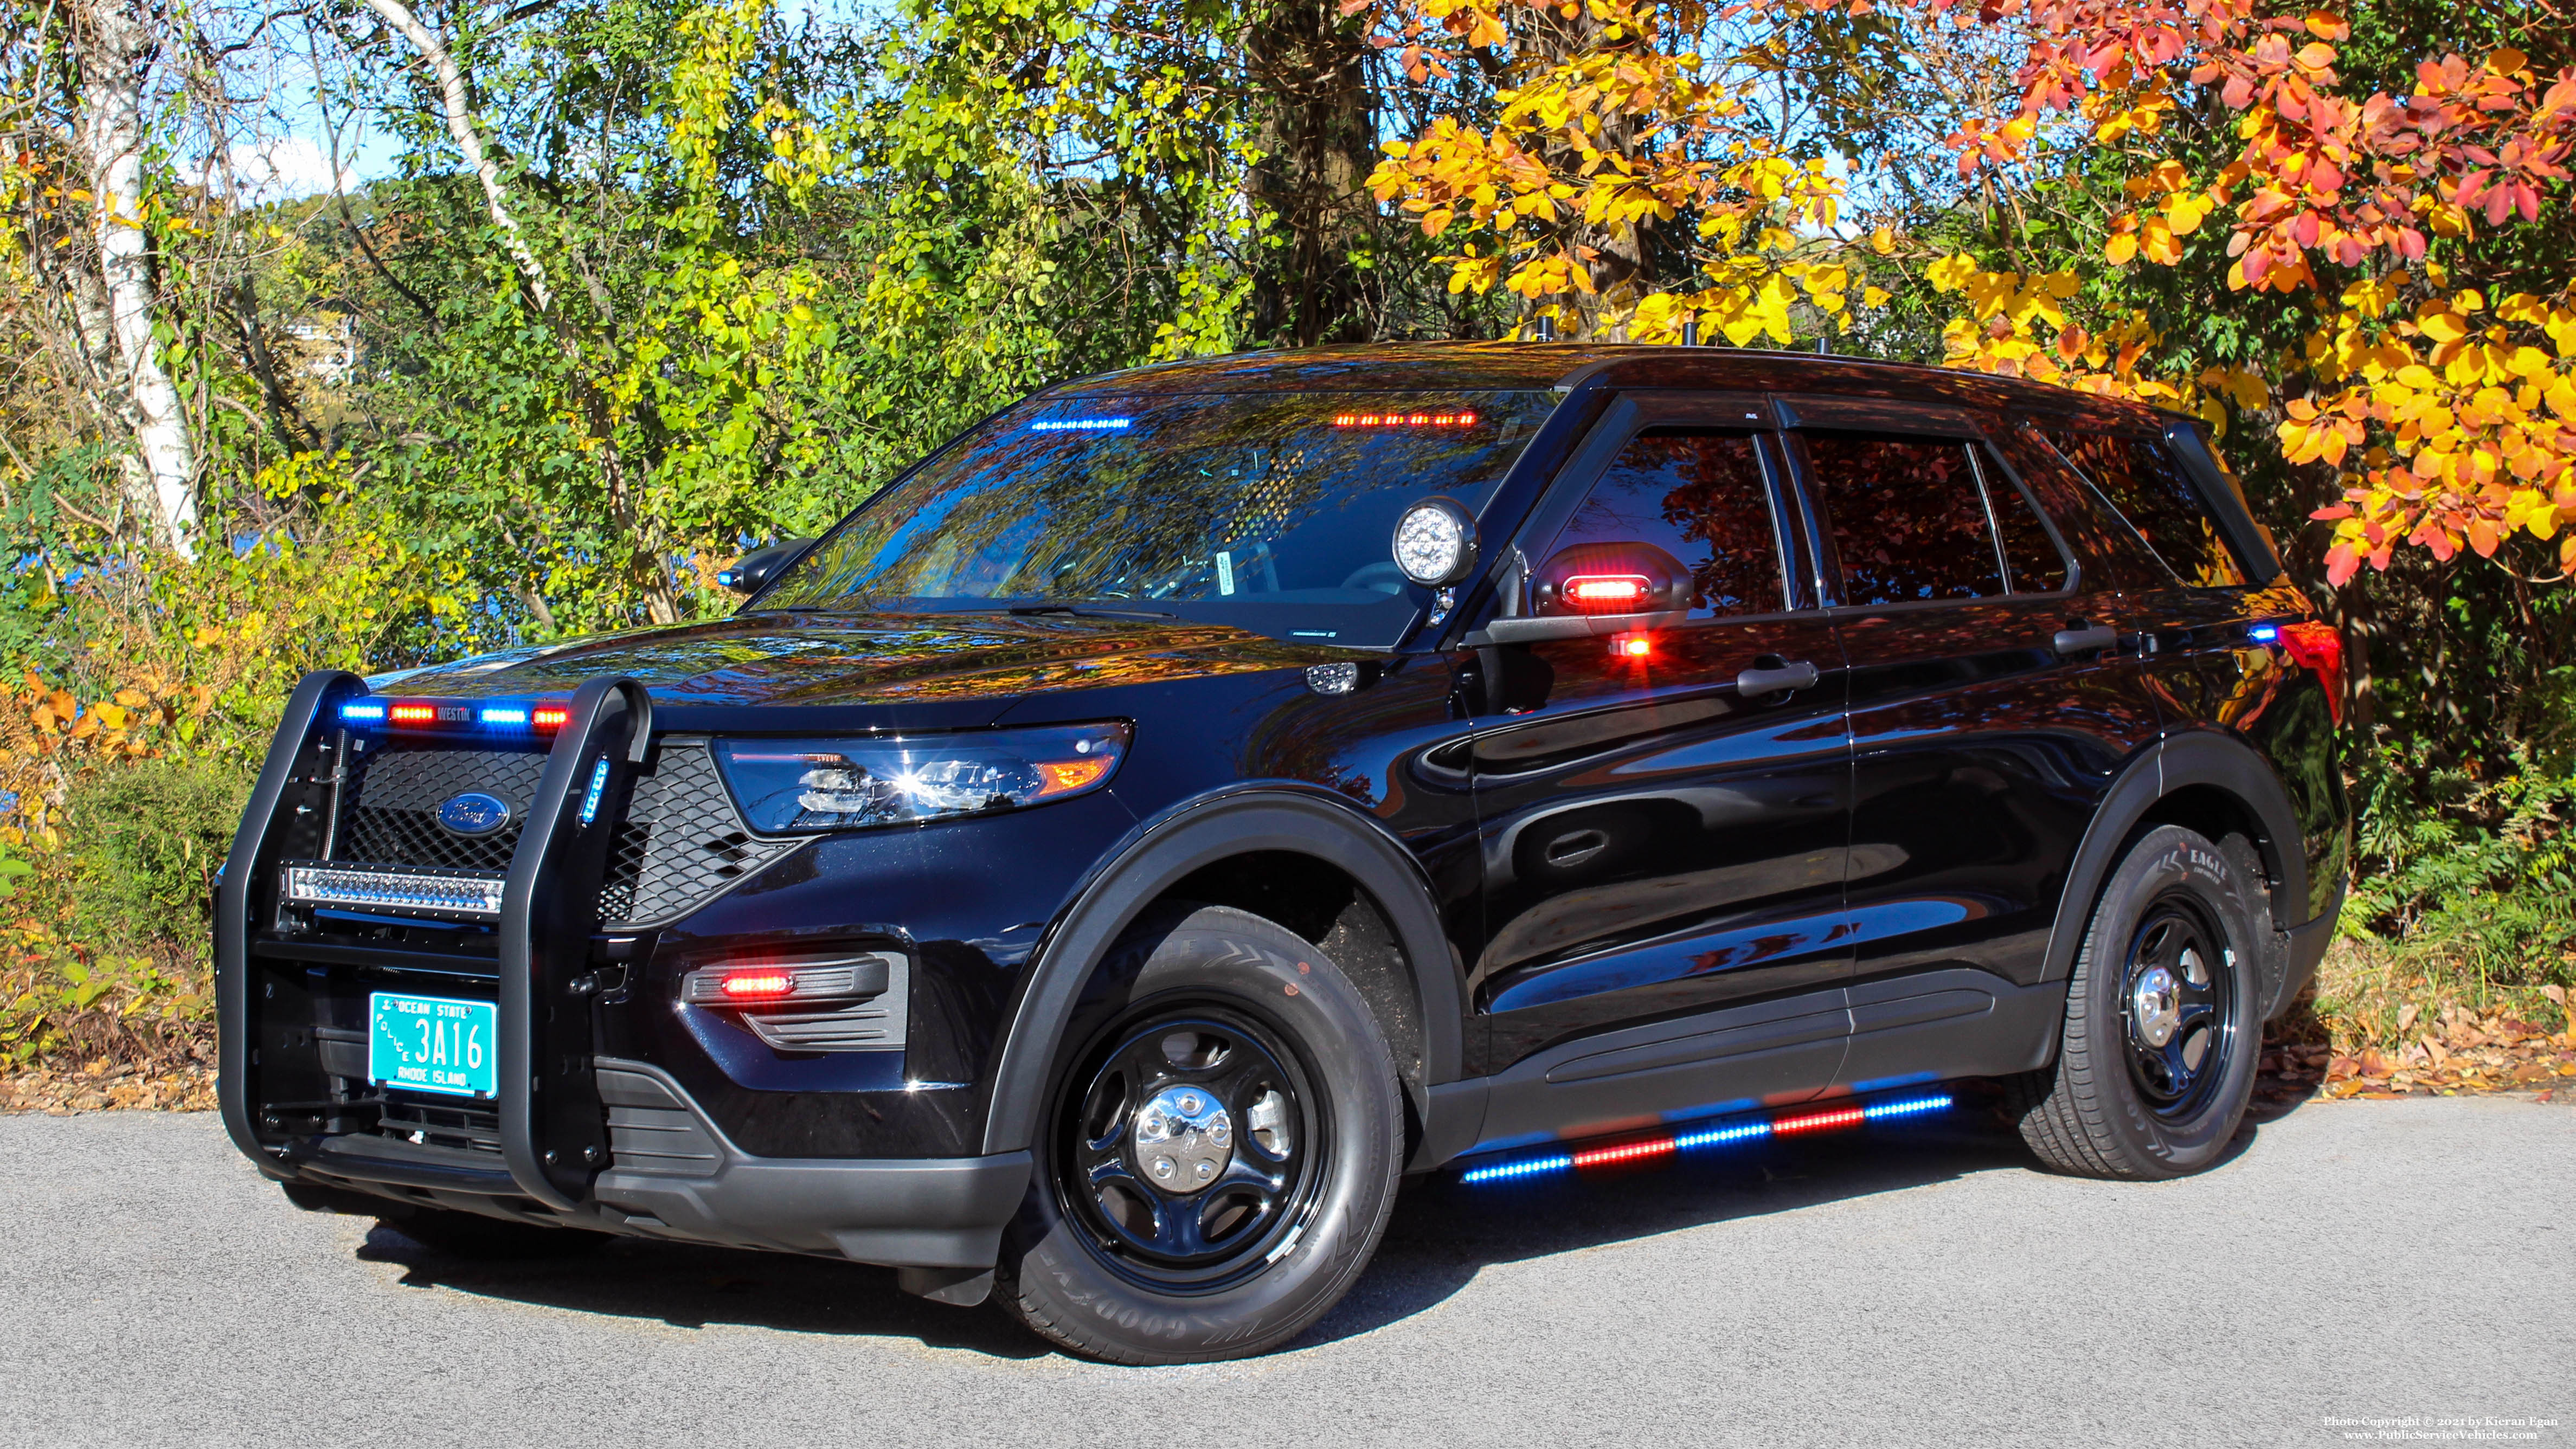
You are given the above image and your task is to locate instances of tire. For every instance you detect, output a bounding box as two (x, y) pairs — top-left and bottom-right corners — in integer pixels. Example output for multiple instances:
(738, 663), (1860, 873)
(378, 1206), (608, 1260)
(2009, 825), (2264, 1180)
(995, 904), (1404, 1364)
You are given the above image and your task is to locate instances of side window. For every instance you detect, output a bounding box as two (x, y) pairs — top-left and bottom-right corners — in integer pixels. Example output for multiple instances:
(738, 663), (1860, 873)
(1987, 469), (2070, 593)
(2040, 427), (2248, 588)
(1798, 431), (2003, 606)
(1546, 429), (1787, 618)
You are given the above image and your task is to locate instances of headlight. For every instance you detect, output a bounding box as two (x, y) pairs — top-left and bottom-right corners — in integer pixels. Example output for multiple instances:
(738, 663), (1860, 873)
(711, 723), (1131, 834)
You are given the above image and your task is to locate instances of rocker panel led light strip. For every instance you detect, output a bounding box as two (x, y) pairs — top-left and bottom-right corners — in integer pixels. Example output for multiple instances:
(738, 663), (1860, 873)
(1457, 1091), (1954, 1185)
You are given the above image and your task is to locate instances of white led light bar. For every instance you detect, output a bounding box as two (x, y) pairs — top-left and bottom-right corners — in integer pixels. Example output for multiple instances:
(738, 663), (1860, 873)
(284, 862), (506, 919)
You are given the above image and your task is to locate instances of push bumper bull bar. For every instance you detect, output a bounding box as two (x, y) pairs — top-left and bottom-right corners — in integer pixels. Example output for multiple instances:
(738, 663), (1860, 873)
(216, 671), (1030, 1271)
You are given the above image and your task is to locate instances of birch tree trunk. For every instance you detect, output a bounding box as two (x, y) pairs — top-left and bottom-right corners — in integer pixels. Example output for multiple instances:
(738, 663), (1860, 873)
(72, 0), (198, 558)
(362, 0), (684, 626)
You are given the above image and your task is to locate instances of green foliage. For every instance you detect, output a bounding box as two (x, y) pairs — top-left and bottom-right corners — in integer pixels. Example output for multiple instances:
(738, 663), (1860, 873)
(2337, 742), (2576, 1013)
(64, 759), (248, 957)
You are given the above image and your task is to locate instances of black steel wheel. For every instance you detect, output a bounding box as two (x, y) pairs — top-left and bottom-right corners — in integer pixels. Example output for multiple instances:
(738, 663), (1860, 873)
(2118, 892), (2237, 1119)
(996, 904), (1403, 1364)
(2009, 825), (2265, 1180)
(1059, 1006), (1323, 1285)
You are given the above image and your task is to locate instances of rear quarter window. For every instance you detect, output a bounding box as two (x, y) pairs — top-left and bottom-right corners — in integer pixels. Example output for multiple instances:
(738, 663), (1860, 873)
(2036, 426), (2250, 589)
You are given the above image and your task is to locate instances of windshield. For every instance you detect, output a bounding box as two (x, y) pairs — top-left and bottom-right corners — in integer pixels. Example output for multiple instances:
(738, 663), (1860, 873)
(755, 389), (1559, 646)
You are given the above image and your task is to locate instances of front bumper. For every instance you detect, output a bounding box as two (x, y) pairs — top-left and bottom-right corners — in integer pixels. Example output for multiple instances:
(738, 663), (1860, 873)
(276, 1057), (1031, 1267)
(218, 672), (1031, 1270)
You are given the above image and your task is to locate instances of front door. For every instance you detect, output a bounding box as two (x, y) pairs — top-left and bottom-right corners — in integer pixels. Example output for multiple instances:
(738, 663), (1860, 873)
(1467, 398), (1853, 1106)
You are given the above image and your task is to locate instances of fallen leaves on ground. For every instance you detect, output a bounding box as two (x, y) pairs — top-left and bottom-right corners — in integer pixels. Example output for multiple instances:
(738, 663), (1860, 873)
(2311, 1006), (2576, 1102)
(0, 1061), (215, 1115)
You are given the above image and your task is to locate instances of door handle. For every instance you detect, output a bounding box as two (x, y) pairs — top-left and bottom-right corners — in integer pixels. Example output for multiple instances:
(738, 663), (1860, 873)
(2053, 623), (2118, 656)
(1736, 658), (1820, 695)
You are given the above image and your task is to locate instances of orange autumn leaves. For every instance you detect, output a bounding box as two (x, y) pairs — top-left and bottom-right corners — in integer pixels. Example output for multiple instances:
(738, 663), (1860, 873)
(1354, 0), (2576, 587)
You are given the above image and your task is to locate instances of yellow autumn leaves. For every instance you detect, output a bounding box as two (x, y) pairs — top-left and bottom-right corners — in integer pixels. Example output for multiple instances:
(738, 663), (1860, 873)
(1367, 0), (1865, 342)
(2291, 282), (2576, 581)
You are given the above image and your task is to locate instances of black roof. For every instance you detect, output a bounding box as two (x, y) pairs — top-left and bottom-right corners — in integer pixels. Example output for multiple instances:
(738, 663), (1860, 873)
(1052, 342), (2176, 427)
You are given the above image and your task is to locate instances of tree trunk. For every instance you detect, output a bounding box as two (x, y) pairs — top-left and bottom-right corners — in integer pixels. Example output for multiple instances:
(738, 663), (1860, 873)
(1244, 0), (1378, 347)
(71, 0), (198, 558)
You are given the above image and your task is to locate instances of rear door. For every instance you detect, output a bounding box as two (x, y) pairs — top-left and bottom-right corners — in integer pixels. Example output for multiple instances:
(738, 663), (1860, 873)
(1781, 396), (2163, 1088)
(1466, 394), (1852, 1105)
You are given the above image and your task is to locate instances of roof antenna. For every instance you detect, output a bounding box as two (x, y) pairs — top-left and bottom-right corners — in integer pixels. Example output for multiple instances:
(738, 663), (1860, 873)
(1533, 314), (1557, 343)
(1681, 318), (1700, 347)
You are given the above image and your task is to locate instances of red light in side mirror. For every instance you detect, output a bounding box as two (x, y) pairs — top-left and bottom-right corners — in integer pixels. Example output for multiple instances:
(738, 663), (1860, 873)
(1563, 575), (1652, 613)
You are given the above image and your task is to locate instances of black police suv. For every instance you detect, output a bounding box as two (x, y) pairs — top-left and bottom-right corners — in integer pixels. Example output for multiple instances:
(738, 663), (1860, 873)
(219, 343), (2347, 1363)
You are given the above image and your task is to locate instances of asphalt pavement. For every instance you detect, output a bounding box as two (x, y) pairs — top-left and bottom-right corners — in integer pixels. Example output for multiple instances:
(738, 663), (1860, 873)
(2, 1094), (2568, 1448)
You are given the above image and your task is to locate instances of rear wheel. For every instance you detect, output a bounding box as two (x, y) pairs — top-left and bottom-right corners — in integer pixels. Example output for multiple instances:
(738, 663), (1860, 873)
(995, 904), (1403, 1364)
(2010, 825), (2264, 1180)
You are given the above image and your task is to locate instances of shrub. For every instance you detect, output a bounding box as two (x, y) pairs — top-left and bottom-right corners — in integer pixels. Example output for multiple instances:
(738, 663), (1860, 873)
(65, 759), (248, 960)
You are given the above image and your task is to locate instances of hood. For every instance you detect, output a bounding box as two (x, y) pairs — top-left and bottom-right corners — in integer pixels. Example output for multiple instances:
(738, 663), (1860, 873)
(373, 610), (1346, 712)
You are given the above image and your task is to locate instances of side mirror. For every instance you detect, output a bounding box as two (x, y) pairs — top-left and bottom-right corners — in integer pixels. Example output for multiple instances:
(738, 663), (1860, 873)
(719, 538), (815, 595)
(1530, 542), (1691, 617)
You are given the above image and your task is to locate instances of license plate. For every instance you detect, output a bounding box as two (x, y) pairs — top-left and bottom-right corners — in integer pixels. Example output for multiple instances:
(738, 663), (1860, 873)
(368, 992), (497, 1099)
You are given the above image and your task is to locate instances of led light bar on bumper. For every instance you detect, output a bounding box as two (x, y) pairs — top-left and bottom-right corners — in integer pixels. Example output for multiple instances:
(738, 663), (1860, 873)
(711, 722), (1130, 834)
(281, 861), (507, 921)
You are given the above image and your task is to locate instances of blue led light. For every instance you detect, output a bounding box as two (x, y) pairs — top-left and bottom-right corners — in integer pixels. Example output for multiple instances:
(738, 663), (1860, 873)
(1861, 1092), (1955, 1121)
(1674, 1119), (1773, 1152)
(1459, 1153), (1575, 1185)
(479, 706), (529, 726)
(339, 702), (386, 722)
(2248, 623), (2281, 643)
(1030, 417), (1133, 433)
(579, 758), (610, 825)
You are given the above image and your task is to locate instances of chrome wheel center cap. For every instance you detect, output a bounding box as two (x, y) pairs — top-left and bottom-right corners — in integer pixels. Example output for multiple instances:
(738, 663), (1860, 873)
(2132, 966), (2181, 1047)
(1133, 1085), (1233, 1195)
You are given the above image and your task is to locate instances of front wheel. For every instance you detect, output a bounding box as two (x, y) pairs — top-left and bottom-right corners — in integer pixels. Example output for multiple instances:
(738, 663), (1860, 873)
(2009, 825), (2265, 1180)
(995, 905), (1403, 1364)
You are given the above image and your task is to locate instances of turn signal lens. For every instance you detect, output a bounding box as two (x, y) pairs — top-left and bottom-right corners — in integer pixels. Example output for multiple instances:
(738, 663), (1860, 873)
(1035, 757), (1114, 796)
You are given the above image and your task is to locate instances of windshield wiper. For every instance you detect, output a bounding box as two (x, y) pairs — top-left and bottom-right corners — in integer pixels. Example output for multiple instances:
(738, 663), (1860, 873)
(1007, 602), (1177, 620)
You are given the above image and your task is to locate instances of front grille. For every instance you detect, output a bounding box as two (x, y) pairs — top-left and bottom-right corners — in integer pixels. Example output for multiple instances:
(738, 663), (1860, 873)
(378, 1094), (503, 1155)
(320, 736), (806, 930)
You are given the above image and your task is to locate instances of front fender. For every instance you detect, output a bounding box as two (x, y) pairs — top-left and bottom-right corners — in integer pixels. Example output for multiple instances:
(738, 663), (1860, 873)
(979, 784), (1466, 1156)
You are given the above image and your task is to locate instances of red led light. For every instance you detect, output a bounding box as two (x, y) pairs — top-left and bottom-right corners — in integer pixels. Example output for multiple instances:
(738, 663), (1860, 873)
(1570, 1136), (1678, 1169)
(1563, 575), (1652, 614)
(532, 705), (570, 730)
(1611, 634), (1654, 660)
(1771, 1105), (1866, 1136)
(387, 703), (438, 724)
(718, 970), (795, 999)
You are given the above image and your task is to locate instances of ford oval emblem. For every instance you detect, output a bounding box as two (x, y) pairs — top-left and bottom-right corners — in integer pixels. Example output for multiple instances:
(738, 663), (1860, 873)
(438, 792), (512, 838)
